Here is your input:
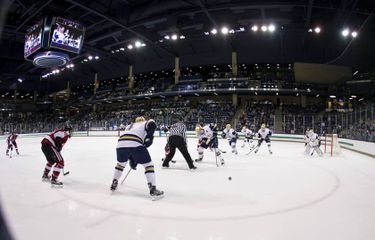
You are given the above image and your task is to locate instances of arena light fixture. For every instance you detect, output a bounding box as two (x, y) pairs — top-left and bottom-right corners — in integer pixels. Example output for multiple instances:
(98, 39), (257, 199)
(261, 25), (267, 32)
(119, 48), (125, 51)
(94, 56), (99, 60)
(211, 28), (218, 35)
(204, 31), (209, 35)
(88, 56), (93, 60)
(341, 29), (349, 37)
(127, 44), (133, 50)
(308, 28), (313, 32)
(358, 98), (364, 101)
(351, 31), (358, 38)
(239, 27), (245, 32)
(351, 95), (357, 98)
(251, 25), (258, 32)
(329, 95), (336, 98)
(83, 59), (88, 62)
(180, 35), (186, 39)
(164, 35), (170, 40)
(314, 27), (321, 33)
(17, 78), (23, 83)
(171, 34), (178, 40)
(268, 24), (276, 32)
(135, 41), (142, 47)
(221, 27), (229, 35)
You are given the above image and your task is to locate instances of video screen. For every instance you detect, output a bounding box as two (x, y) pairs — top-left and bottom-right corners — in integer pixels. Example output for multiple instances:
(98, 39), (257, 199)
(24, 20), (43, 57)
(50, 17), (85, 54)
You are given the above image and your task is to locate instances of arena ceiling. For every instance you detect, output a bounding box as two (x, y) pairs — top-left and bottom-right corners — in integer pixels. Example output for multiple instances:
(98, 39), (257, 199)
(0, 0), (374, 92)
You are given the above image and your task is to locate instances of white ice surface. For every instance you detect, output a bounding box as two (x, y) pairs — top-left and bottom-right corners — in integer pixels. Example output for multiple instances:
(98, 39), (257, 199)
(1, 136), (375, 240)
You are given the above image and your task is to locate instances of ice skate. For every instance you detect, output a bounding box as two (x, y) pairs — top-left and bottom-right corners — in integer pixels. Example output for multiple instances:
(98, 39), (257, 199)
(110, 179), (118, 192)
(148, 183), (164, 201)
(42, 174), (51, 182)
(51, 178), (63, 188)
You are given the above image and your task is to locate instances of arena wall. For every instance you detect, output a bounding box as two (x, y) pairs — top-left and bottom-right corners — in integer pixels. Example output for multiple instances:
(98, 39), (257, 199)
(1, 131), (374, 158)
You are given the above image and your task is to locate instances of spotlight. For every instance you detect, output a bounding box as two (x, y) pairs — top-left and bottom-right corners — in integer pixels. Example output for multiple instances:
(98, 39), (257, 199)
(261, 25), (267, 32)
(119, 48), (125, 51)
(221, 27), (229, 34)
(127, 44), (133, 50)
(83, 59), (88, 62)
(342, 29), (349, 37)
(268, 24), (275, 32)
(251, 25), (258, 32)
(94, 56), (99, 60)
(88, 56), (93, 60)
(239, 27), (245, 32)
(70, 64), (74, 68)
(204, 31), (210, 35)
(211, 28), (217, 35)
(171, 34), (178, 40)
(308, 28), (313, 32)
(141, 43), (146, 47)
(314, 27), (321, 33)
(179, 35), (185, 39)
(17, 78), (23, 83)
(135, 41), (142, 47)
(351, 31), (358, 38)
(229, 29), (235, 34)
(164, 35), (170, 40)
(329, 95), (336, 99)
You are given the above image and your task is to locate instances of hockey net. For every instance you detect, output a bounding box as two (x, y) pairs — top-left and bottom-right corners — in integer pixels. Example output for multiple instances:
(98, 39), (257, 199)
(323, 134), (342, 156)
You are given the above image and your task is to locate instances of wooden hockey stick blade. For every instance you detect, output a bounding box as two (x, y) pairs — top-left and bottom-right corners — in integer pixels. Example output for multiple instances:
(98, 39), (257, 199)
(63, 171), (70, 176)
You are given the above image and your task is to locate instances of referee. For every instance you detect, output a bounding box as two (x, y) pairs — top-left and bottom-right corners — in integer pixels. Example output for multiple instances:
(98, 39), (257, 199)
(162, 117), (196, 170)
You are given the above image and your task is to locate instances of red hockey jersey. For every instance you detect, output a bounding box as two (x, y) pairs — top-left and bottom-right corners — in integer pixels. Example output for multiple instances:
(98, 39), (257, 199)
(41, 129), (71, 150)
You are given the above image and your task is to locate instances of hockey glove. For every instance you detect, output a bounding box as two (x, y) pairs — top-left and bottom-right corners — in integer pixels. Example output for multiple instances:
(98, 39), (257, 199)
(144, 136), (154, 148)
(221, 132), (226, 139)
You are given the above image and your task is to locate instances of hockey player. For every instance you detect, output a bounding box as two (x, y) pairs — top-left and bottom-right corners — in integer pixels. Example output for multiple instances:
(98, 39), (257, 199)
(41, 123), (72, 187)
(304, 129), (311, 154)
(241, 126), (255, 148)
(307, 129), (323, 156)
(6, 132), (19, 157)
(253, 123), (273, 154)
(110, 117), (164, 200)
(221, 124), (238, 154)
(196, 123), (225, 166)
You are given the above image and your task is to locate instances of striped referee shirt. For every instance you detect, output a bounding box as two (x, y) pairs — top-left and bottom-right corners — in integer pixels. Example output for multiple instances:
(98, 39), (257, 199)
(168, 122), (187, 142)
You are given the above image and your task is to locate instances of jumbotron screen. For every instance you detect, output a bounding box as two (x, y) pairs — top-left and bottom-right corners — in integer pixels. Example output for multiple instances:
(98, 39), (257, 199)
(50, 17), (85, 54)
(24, 20), (43, 57)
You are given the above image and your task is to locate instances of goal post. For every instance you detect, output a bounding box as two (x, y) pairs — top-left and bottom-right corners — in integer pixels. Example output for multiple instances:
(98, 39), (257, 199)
(323, 134), (341, 157)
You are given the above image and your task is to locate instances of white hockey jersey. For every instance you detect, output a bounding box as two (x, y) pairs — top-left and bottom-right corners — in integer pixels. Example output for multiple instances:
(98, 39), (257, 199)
(223, 128), (237, 140)
(242, 128), (254, 138)
(308, 133), (320, 147)
(202, 125), (214, 140)
(117, 120), (154, 148)
(258, 128), (272, 139)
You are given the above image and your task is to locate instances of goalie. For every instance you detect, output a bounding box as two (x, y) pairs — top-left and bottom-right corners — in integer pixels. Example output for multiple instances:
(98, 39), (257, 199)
(305, 129), (323, 156)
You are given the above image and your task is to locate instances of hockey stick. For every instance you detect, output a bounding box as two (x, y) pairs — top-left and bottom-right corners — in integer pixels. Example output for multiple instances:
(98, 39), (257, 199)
(214, 148), (219, 167)
(62, 169), (70, 176)
(246, 146), (258, 155)
(121, 168), (132, 185)
(218, 148), (227, 154)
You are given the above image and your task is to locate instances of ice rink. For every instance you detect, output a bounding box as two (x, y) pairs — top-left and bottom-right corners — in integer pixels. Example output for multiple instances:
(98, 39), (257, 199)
(1, 135), (375, 240)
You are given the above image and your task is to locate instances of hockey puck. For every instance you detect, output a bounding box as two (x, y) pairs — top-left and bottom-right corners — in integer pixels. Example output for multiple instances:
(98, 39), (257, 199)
(228, 176), (232, 180)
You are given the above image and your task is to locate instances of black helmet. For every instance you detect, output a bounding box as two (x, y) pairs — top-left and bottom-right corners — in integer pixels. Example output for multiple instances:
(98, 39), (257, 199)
(64, 121), (72, 131)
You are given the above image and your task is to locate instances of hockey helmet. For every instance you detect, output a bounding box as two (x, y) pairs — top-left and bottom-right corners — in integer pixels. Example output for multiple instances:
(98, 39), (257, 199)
(226, 124), (231, 129)
(261, 123), (266, 129)
(135, 116), (146, 123)
(64, 121), (73, 132)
